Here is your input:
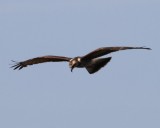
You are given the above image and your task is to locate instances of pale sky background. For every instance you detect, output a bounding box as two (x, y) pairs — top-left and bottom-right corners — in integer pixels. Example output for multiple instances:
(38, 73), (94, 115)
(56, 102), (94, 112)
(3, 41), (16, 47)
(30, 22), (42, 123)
(0, 0), (160, 128)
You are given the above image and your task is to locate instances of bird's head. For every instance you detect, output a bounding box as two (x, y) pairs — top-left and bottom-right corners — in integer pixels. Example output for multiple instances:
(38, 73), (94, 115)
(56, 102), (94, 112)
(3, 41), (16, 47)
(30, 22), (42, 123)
(69, 57), (81, 72)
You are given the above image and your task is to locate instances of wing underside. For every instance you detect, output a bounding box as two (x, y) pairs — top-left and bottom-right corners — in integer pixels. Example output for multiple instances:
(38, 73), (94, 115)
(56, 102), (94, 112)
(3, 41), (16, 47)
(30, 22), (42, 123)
(11, 55), (72, 70)
(82, 46), (151, 60)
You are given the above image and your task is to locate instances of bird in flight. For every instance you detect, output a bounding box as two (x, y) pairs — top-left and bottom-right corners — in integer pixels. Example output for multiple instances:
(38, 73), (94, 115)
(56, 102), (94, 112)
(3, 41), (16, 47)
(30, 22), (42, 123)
(11, 46), (151, 74)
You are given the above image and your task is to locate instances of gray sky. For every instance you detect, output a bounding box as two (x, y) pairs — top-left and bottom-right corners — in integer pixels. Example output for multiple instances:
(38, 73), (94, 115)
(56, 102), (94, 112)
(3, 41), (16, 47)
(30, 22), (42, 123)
(0, 0), (160, 128)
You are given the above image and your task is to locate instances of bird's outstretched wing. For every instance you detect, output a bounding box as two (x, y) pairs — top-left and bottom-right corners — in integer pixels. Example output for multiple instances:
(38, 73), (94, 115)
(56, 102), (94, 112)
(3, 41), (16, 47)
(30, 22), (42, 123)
(82, 46), (151, 60)
(11, 55), (72, 70)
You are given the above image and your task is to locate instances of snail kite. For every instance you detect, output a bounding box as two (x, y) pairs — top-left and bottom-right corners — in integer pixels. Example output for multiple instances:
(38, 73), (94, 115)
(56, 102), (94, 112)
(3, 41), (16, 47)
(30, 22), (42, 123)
(11, 46), (151, 74)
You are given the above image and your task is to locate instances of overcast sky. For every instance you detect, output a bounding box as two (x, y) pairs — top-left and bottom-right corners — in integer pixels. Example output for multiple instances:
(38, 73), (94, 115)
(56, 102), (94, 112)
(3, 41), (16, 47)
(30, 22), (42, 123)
(0, 0), (160, 128)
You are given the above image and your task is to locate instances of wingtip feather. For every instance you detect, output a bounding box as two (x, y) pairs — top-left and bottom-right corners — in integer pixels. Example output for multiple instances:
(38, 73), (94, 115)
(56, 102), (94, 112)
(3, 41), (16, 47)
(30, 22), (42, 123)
(139, 46), (152, 50)
(10, 60), (24, 70)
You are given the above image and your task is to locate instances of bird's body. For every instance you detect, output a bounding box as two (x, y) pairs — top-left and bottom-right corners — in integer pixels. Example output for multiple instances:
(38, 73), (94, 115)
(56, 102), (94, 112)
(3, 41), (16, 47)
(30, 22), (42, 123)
(11, 46), (151, 74)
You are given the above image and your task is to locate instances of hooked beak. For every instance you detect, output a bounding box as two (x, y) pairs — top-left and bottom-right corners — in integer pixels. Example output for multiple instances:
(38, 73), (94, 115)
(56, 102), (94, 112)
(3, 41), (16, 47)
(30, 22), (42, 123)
(70, 64), (76, 72)
(71, 67), (73, 72)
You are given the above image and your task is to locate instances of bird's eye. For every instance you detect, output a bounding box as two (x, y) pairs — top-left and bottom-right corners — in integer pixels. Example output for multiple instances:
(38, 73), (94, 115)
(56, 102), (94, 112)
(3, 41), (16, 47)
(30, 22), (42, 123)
(72, 60), (76, 64)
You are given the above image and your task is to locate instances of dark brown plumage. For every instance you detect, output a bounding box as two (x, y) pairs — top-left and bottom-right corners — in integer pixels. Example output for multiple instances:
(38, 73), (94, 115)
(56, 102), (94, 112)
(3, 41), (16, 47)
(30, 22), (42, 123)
(11, 46), (151, 74)
(11, 56), (71, 70)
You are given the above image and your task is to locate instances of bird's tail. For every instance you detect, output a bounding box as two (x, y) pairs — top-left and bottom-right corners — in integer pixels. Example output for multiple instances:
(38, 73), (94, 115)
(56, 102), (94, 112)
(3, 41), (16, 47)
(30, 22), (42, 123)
(85, 57), (112, 74)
